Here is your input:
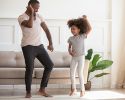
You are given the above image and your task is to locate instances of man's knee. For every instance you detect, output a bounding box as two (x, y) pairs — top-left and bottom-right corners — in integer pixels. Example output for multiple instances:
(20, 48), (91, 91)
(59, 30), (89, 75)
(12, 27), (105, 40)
(45, 62), (54, 71)
(25, 66), (34, 74)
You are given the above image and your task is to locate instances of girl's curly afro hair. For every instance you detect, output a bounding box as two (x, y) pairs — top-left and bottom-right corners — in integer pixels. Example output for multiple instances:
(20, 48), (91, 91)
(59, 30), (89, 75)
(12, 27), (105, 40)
(67, 15), (91, 34)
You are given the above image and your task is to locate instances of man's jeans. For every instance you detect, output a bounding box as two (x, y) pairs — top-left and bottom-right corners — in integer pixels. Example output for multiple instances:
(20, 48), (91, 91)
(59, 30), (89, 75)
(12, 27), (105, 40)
(22, 44), (54, 93)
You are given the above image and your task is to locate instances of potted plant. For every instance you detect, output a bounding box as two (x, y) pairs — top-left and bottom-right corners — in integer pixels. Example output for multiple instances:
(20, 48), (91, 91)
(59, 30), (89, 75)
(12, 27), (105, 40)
(84, 49), (113, 90)
(84, 49), (93, 90)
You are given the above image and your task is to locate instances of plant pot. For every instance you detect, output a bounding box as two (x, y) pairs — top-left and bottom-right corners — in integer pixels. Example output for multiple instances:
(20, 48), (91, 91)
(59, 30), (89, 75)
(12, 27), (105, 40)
(84, 81), (91, 90)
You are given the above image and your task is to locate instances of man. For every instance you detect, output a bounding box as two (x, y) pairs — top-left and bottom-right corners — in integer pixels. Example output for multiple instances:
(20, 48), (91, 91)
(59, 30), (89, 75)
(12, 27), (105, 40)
(18, 0), (54, 98)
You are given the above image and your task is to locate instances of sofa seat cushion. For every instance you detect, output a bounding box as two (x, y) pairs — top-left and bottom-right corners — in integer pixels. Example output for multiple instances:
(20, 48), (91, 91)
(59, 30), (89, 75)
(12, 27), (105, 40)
(0, 68), (35, 79)
(0, 51), (16, 68)
(35, 68), (78, 79)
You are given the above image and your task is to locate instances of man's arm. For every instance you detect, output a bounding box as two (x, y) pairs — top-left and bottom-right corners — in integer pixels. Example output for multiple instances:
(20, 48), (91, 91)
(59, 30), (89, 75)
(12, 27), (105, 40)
(21, 5), (34, 28)
(21, 14), (34, 28)
(41, 22), (53, 51)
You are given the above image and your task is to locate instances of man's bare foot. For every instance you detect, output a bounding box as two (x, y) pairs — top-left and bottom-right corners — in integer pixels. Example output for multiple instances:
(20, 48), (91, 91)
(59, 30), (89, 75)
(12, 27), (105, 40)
(37, 88), (53, 97)
(25, 92), (31, 98)
(69, 89), (77, 96)
(80, 91), (85, 97)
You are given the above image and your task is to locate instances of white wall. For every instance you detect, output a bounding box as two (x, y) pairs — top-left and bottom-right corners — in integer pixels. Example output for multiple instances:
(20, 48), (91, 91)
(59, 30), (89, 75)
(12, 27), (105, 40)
(0, 0), (111, 19)
(0, 0), (112, 88)
(111, 0), (125, 88)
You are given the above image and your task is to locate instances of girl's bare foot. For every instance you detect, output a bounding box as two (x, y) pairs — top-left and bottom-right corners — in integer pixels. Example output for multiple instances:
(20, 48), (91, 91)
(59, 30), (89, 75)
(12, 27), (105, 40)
(80, 91), (85, 97)
(69, 89), (77, 96)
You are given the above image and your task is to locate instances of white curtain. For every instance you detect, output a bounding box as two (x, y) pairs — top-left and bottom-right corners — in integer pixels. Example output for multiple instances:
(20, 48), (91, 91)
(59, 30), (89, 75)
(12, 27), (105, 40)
(111, 0), (125, 88)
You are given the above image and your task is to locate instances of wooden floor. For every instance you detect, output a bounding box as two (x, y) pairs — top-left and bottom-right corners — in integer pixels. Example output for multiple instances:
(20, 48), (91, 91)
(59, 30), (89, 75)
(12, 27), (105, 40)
(0, 85), (125, 100)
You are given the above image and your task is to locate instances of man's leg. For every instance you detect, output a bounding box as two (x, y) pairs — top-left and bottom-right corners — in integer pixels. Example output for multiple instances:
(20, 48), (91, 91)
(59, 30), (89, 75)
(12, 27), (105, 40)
(22, 46), (35, 98)
(36, 45), (54, 97)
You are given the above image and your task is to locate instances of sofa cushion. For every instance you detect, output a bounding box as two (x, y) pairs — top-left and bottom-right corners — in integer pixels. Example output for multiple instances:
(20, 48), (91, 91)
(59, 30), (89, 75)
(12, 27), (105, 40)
(35, 68), (78, 79)
(34, 58), (44, 68)
(15, 51), (71, 68)
(0, 68), (35, 79)
(0, 51), (16, 67)
(15, 52), (44, 68)
(16, 52), (25, 68)
(49, 51), (71, 68)
(0, 51), (71, 68)
(34, 51), (71, 68)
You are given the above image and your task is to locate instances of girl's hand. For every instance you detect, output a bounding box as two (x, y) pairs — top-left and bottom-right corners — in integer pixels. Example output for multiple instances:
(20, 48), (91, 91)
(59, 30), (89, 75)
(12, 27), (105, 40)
(83, 15), (87, 19)
(68, 44), (75, 56)
(69, 49), (75, 56)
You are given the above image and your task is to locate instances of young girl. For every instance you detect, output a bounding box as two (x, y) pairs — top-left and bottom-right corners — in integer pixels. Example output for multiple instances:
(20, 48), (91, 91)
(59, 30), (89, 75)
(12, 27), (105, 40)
(67, 15), (92, 97)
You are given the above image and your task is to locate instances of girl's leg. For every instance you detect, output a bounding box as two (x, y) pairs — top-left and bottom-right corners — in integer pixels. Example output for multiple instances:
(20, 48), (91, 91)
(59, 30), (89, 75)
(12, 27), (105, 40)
(70, 58), (77, 96)
(77, 56), (85, 97)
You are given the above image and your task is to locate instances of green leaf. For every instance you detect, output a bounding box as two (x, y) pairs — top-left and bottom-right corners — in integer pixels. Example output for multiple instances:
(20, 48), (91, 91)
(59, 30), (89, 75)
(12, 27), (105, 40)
(85, 49), (93, 60)
(94, 73), (110, 78)
(88, 54), (101, 73)
(94, 60), (113, 70)
(89, 67), (95, 72)
(92, 54), (101, 66)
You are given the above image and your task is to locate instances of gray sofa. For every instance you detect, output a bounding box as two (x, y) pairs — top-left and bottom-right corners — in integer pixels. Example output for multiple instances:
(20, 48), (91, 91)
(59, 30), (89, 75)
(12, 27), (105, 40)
(0, 51), (89, 85)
